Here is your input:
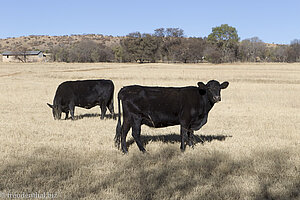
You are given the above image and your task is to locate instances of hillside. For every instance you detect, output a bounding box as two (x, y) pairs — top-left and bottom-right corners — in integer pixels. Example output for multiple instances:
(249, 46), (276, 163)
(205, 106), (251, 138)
(0, 34), (121, 53)
(0, 34), (290, 63)
(0, 34), (281, 54)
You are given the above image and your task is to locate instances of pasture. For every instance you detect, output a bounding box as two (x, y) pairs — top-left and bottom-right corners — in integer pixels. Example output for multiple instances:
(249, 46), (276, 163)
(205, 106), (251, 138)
(0, 62), (299, 199)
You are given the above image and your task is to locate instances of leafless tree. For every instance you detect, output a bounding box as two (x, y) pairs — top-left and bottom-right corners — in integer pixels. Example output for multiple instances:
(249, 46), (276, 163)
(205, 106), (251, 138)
(287, 39), (300, 62)
(13, 46), (29, 62)
(239, 37), (267, 62)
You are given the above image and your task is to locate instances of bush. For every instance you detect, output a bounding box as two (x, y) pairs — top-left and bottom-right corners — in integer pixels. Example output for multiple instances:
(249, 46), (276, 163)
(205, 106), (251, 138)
(50, 40), (114, 62)
(204, 44), (222, 64)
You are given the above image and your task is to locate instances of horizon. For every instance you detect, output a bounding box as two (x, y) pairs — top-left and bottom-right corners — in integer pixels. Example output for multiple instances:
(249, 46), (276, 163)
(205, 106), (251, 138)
(1, 0), (300, 44)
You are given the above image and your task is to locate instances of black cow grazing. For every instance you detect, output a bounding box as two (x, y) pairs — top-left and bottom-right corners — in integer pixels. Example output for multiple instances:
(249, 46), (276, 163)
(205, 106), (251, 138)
(115, 80), (229, 153)
(47, 79), (115, 120)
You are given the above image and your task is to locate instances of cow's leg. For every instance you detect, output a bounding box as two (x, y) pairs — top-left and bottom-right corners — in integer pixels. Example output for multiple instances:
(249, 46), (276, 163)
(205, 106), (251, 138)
(100, 101), (107, 119)
(121, 119), (131, 154)
(69, 103), (75, 120)
(107, 99), (115, 119)
(132, 116), (145, 152)
(187, 130), (195, 148)
(65, 111), (69, 120)
(180, 126), (189, 151)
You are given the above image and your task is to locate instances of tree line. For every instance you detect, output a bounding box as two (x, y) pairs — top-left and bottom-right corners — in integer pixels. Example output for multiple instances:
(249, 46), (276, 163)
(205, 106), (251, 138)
(51, 24), (300, 63)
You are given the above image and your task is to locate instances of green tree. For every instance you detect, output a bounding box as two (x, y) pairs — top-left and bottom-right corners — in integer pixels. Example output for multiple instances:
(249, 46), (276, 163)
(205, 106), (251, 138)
(112, 46), (126, 62)
(207, 24), (239, 62)
(140, 33), (160, 62)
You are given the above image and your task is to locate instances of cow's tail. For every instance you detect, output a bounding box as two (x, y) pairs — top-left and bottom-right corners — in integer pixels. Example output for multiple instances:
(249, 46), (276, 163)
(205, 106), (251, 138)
(114, 93), (122, 149)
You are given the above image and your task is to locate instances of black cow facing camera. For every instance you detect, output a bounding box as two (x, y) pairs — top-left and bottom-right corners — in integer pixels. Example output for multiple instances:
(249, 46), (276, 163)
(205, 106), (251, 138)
(47, 79), (115, 120)
(115, 80), (229, 153)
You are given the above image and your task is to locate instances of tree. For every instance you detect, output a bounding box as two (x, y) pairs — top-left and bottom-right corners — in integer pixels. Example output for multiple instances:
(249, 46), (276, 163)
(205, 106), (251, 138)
(207, 24), (239, 62)
(51, 46), (69, 62)
(203, 43), (222, 64)
(154, 28), (165, 37)
(165, 28), (184, 37)
(239, 37), (267, 62)
(12, 46), (29, 62)
(51, 40), (114, 63)
(208, 24), (239, 43)
(112, 46), (126, 62)
(287, 39), (300, 62)
(68, 40), (113, 62)
(186, 37), (206, 63)
(269, 45), (288, 62)
(155, 28), (185, 62)
(176, 37), (206, 63)
(121, 32), (160, 63)
(140, 33), (160, 62)
(160, 37), (182, 62)
(154, 27), (184, 37)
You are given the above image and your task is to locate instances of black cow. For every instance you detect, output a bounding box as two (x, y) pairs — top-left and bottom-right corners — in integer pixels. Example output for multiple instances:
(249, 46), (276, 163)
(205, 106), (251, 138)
(115, 80), (229, 153)
(47, 79), (115, 120)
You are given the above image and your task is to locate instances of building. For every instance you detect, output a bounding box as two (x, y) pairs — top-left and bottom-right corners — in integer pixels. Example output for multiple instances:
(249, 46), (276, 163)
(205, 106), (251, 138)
(1, 51), (46, 62)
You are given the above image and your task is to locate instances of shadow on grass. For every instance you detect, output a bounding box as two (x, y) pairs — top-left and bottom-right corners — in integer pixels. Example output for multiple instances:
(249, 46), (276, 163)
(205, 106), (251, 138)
(126, 133), (232, 149)
(1, 146), (299, 200)
(69, 113), (118, 120)
(0, 147), (84, 198)
(98, 147), (300, 200)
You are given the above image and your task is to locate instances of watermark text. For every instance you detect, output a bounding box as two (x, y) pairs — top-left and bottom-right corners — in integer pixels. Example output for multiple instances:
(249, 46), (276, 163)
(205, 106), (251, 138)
(0, 192), (58, 199)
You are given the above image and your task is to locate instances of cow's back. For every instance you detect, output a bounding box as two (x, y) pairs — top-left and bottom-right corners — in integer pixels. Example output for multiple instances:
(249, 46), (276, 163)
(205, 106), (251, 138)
(119, 85), (182, 109)
(54, 79), (114, 106)
(118, 85), (202, 127)
(119, 85), (199, 107)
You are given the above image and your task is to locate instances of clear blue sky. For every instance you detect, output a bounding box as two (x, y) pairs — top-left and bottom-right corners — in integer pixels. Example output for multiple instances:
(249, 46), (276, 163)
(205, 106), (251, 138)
(1, 0), (299, 44)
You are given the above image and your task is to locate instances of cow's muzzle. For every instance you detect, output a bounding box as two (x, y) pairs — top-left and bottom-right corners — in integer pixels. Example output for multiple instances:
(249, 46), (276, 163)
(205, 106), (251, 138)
(213, 96), (221, 102)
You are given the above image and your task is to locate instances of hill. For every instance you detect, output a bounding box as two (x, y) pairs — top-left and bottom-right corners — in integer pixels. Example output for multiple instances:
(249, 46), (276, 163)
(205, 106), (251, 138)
(0, 34), (121, 53)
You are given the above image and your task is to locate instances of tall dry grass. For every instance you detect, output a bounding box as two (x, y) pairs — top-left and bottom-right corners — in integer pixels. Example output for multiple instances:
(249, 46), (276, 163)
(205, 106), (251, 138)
(0, 62), (299, 199)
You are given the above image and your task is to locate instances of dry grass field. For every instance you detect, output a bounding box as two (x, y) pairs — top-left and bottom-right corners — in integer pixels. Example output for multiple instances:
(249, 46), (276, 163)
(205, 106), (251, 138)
(0, 62), (299, 199)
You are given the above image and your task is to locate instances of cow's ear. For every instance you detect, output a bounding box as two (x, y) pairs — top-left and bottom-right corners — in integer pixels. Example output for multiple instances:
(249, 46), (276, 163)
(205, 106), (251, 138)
(197, 82), (207, 90)
(220, 81), (229, 89)
(47, 103), (53, 109)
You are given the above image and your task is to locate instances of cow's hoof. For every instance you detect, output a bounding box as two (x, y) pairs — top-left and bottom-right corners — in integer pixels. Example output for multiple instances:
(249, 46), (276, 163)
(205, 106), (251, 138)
(141, 149), (147, 153)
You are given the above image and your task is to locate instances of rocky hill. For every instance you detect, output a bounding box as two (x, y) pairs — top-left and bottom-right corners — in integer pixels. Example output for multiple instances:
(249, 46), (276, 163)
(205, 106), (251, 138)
(0, 34), (121, 53)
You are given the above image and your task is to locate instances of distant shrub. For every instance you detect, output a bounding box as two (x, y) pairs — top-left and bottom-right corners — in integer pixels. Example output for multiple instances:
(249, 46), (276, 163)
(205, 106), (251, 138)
(204, 44), (222, 64)
(287, 39), (300, 62)
(51, 40), (114, 62)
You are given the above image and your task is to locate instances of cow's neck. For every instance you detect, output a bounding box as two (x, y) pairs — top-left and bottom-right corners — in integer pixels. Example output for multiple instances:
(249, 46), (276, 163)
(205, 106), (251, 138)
(206, 100), (215, 113)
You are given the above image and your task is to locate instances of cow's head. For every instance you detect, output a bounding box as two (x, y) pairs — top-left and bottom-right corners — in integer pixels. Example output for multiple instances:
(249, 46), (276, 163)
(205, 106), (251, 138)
(47, 103), (62, 120)
(197, 80), (229, 103)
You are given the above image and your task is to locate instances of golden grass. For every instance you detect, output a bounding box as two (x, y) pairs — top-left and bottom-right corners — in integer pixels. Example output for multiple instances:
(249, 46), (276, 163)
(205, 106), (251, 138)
(0, 62), (299, 199)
